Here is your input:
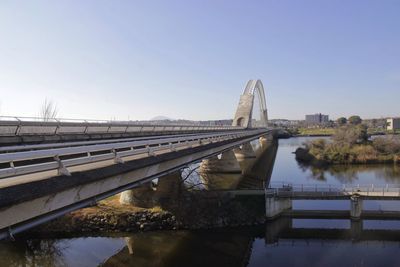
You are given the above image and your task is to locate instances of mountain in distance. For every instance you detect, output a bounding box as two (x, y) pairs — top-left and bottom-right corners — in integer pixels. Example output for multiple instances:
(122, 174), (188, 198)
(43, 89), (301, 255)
(150, 116), (173, 121)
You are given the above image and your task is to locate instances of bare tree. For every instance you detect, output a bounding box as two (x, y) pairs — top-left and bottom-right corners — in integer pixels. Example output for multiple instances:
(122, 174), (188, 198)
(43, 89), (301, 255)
(180, 165), (206, 190)
(40, 99), (58, 121)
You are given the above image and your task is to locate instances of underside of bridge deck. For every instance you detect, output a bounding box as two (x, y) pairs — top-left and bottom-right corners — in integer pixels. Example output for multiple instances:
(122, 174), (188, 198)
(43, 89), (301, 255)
(0, 131), (269, 240)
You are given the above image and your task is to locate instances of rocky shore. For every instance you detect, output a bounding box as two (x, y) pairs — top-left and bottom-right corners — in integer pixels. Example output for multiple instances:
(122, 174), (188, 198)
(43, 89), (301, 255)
(29, 193), (266, 235)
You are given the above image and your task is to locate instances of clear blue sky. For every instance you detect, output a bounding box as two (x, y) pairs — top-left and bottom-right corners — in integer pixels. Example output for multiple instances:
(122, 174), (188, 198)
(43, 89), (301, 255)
(0, 0), (399, 120)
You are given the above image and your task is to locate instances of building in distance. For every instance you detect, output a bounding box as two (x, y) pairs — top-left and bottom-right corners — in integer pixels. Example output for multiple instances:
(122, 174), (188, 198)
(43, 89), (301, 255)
(387, 118), (400, 131)
(305, 113), (329, 125)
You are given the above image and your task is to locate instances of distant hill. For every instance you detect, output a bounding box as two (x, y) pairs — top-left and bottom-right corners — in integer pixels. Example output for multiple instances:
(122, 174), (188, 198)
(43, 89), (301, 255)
(150, 116), (173, 121)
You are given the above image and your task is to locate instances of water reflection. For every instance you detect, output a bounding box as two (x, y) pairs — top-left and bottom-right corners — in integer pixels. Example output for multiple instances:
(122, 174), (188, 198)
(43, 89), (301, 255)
(298, 163), (400, 184)
(102, 231), (254, 267)
(272, 137), (400, 185)
(3, 220), (400, 267)
(0, 239), (67, 267)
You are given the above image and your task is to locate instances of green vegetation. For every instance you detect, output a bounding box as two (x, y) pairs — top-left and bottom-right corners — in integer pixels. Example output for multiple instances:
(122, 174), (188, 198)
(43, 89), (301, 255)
(336, 117), (347, 125)
(298, 127), (336, 136)
(296, 125), (400, 165)
(348, 115), (362, 125)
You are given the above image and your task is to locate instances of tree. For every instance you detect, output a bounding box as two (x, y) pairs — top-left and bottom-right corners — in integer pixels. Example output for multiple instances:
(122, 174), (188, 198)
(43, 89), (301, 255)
(40, 99), (58, 121)
(333, 124), (368, 145)
(337, 117), (347, 126)
(348, 115), (362, 125)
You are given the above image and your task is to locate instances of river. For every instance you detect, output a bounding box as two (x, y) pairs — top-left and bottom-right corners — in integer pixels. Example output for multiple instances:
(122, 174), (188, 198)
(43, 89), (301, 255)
(1, 137), (400, 267)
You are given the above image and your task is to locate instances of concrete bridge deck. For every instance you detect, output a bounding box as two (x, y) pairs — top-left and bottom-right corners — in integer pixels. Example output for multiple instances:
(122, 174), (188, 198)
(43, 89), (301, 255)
(0, 129), (269, 240)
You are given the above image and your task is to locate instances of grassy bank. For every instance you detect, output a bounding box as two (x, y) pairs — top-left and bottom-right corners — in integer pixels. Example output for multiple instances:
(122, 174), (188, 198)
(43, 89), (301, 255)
(297, 128), (335, 136)
(296, 125), (400, 165)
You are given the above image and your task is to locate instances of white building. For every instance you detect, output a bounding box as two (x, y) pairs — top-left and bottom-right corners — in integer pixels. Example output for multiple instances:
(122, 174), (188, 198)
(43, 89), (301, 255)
(387, 118), (400, 130)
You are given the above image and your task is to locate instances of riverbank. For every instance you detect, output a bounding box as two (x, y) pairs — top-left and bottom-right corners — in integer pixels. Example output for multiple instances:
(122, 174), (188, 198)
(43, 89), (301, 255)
(295, 138), (400, 166)
(28, 192), (266, 236)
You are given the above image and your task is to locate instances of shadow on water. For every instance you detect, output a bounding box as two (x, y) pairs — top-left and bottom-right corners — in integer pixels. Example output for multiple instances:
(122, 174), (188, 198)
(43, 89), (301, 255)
(3, 220), (400, 267)
(0, 239), (68, 267)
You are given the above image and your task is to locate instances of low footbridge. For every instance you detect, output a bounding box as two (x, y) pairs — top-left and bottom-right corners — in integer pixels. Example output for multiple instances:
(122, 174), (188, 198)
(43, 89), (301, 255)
(0, 79), (272, 239)
(265, 182), (400, 220)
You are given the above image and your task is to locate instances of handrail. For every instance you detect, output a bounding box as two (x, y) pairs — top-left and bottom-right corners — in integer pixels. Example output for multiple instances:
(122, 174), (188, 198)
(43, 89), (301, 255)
(0, 129), (267, 179)
(0, 115), (238, 127)
(0, 132), (213, 153)
(0, 116), (250, 137)
(266, 181), (400, 197)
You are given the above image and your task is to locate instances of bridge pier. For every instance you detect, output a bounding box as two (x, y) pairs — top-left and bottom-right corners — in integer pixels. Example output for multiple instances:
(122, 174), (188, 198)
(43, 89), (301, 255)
(350, 195), (363, 220)
(350, 219), (363, 241)
(200, 150), (242, 175)
(265, 196), (292, 220)
(234, 143), (256, 161)
(120, 172), (182, 208)
(265, 217), (292, 244)
(119, 182), (156, 208)
(233, 142), (256, 175)
(125, 237), (135, 255)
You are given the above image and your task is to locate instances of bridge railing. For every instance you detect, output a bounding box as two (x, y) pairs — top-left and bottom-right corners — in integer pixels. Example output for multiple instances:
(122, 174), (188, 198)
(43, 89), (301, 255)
(0, 129), (266, 179)
(0, 116), (243, 137)
(266, 181), (400, 197)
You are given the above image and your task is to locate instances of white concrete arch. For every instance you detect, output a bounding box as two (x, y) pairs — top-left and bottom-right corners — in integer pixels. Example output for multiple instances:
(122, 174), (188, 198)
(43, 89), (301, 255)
(232, 80), (268, 128)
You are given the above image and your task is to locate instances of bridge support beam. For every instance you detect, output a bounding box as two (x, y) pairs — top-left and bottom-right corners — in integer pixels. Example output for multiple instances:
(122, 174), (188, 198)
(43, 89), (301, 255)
(119, 182), (155, 208)
(350, 219), (363, 241)
(265, 217), (292, 244)
(120, 172), (182, 208)
(234, 143), (256, 160)
(350, 195), (363, 220)
(200, 150), (241, 174)
(233, 142), (256, 175)
(265, 196), (292, 220)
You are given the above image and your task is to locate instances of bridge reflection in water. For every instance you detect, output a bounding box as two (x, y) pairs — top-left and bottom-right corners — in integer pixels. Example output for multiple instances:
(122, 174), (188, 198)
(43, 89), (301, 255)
(1, 219), (400, 267)
(102, 218), (400, 267)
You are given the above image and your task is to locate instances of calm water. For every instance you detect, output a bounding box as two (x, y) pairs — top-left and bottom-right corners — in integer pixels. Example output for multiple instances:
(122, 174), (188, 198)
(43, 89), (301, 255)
(2, 137), (400, 267)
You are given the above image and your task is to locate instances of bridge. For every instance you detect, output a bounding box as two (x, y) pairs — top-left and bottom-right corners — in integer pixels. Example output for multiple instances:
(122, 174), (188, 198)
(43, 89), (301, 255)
(0, 79), (272, 240)
(265, 182), (400, 220)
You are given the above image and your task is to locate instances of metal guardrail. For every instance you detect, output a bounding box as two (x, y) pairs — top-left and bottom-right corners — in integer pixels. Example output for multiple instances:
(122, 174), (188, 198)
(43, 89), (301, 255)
(0, 133), (213, 153)
(266, 182), (400, 198)
(0, 129), (266, 179)
(0, 116), (243, 136)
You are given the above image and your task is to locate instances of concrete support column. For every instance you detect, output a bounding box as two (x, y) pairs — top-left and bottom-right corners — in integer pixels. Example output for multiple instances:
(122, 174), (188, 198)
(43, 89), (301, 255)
(350, 195), (363, 220)
(119, 182), (155, 208)
(154, 171), (182, 206)
(234, 143), (256, 160)
(259, 135), (273, 148)
(350, 220), (363, 241)
(265, 196), (292, 220)
(265, 217), (292, 244)
(233, 142), (256, 175)
(200, 150), (241, 173)
(125, 237), (135, 255)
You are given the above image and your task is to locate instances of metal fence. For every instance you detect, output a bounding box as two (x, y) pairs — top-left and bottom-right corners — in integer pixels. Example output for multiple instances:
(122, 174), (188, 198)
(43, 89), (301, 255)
(0, 116), (243, 136)
(266, 181), (400, 198)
